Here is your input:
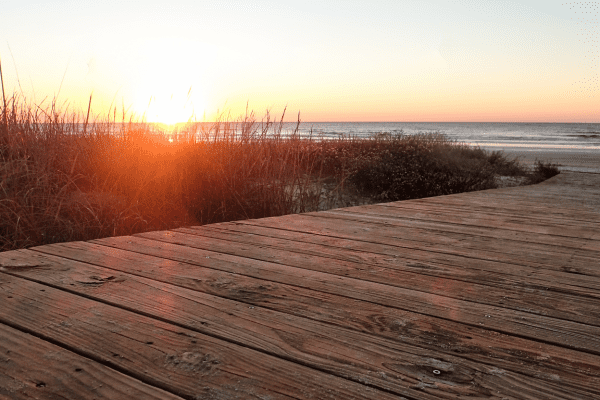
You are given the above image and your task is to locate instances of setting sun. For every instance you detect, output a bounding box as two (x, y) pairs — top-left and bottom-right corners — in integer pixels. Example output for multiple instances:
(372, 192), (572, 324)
(140, 89), (204, 125)
(131, 38), (212, 124)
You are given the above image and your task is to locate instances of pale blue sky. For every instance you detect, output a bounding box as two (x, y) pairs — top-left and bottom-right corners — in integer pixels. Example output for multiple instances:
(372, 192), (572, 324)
(1, 0), (598, 122)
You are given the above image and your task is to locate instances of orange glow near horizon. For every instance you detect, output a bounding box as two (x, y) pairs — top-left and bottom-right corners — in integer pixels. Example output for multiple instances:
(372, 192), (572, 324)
(1, 2), (598, 124)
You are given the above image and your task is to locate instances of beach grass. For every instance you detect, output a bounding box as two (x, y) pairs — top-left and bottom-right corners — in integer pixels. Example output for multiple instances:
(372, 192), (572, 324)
(529, 160), (561, 184)
(0, 93), (556, 252)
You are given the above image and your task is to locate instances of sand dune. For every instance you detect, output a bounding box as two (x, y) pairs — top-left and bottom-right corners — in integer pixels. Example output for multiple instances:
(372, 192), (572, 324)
(483, 146), (600, 174)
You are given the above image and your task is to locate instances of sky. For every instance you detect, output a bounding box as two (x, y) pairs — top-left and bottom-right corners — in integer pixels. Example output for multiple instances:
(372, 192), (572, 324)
(0, 0), (598, 123)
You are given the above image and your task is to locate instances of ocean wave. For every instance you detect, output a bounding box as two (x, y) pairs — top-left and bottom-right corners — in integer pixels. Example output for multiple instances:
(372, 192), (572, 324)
(568, 133), (600, 138)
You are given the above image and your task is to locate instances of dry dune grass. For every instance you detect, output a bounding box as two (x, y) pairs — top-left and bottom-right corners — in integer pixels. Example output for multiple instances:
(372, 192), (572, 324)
(0, 91), (558, 252)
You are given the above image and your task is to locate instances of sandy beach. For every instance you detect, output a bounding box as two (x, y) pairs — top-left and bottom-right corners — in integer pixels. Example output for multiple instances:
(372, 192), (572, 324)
(482, 146), (600, 174)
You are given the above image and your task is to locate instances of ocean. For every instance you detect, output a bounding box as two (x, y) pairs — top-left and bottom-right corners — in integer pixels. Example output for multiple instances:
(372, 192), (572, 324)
(285, 122), (600, 151)
(135, 121), (600, 151)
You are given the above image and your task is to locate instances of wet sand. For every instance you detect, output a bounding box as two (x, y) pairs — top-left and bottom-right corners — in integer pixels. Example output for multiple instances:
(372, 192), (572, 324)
(482, 146), (600, 174)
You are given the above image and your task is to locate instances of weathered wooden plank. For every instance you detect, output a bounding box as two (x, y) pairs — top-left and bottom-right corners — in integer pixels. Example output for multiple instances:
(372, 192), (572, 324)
(240, 213), (600, 278)
(315, 210), (600, 269)
(316, 209), (600, 266)
(412, 197), (600, 224)
(0, 322), (184, 400)
(318, 206), (600, 260)
(2, 249), (581, 400)
(208, 222), (600, 293)
(413, 192), (600, 214)
(321, 204), (599, 253)
(407, 196), (600, 225)
(378, 195), (600, 226)
(38, 237), (600, 357)
(409, 171), (600, 213)
(396, 196), (600, 253)
(509, 181), (600, 193)
(318, 204), (598, 240)
(181, 224), (600, 302)
(455, 193), (600, 213)
(493, 186), (600, 198)
(447, 187), (600, 211)
(376, 203), (600, 233)
(6, 244), (600, 398)
(461, 182), (599, 197)
(151, 226), (600, 328)
(0, 269), (398, 400)
(377, 201), (600, 232)
(412, 198), (597, 222)
(537, 172), (600, 188)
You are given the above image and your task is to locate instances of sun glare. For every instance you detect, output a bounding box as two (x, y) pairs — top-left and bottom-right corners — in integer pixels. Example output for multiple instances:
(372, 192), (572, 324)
(143, 91), (204, 126)
(131, 38), (213, 125)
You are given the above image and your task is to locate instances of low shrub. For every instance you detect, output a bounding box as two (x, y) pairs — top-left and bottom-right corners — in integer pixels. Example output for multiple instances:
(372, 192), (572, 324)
(344, 133), (519, 201)
(528, 160), (561, 184)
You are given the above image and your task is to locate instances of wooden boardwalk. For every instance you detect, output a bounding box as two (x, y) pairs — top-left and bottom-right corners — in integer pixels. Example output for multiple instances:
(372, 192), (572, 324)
(1, 171), (599, 399)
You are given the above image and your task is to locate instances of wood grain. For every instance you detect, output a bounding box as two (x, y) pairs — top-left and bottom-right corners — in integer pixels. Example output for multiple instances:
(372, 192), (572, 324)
(0, 322), (184, 400)
(405, 196), (600, 226)
(144, 227), (600, 328)
(0, 269), (396, 400)
(314, 209), (600, 269)
(368, 203), (599, 237)
(327, 203), (600, 251)
(239, 213), (600, 277)
(204, 222), (600, 293)
(6, 244), (600, 399)
(11, 238), (596, 396)
(32, 236), (600, 357)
